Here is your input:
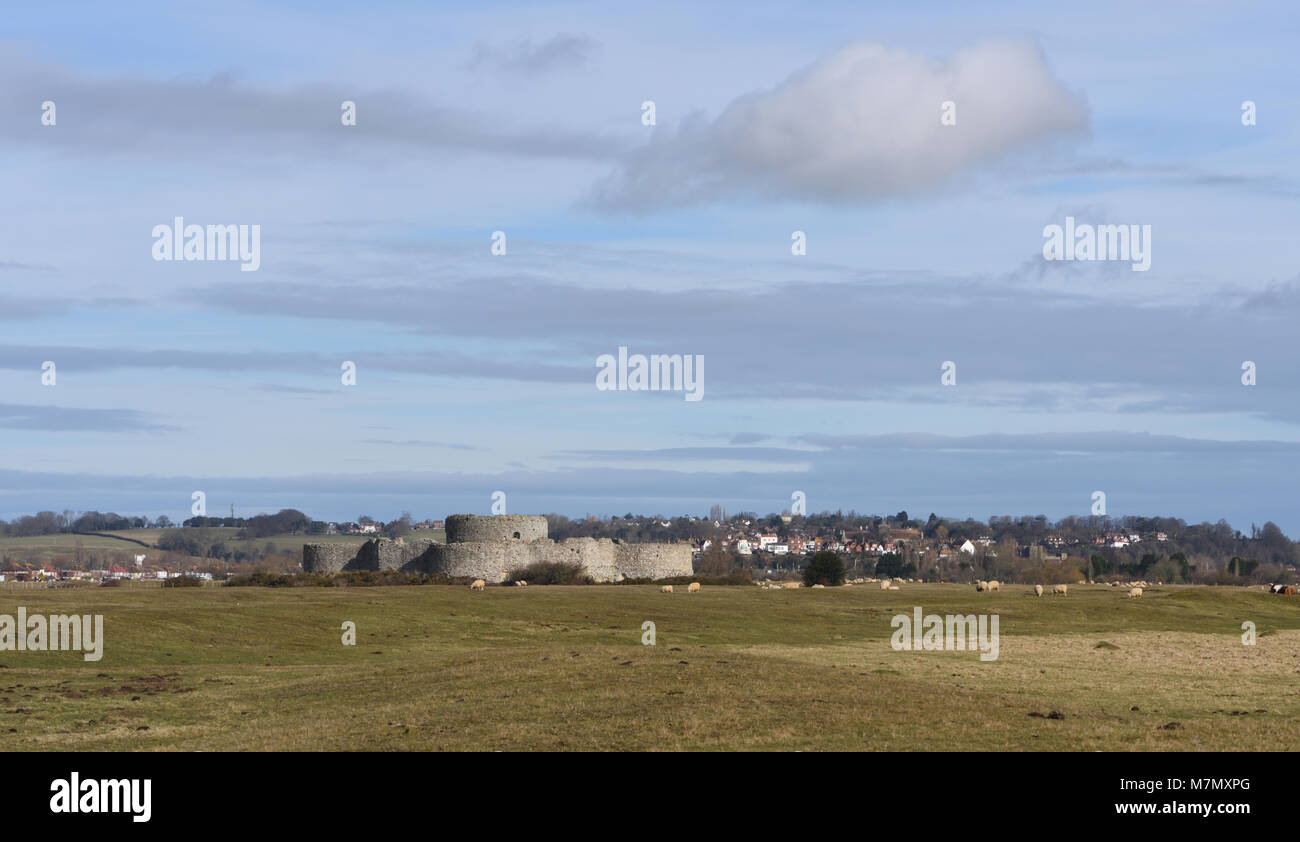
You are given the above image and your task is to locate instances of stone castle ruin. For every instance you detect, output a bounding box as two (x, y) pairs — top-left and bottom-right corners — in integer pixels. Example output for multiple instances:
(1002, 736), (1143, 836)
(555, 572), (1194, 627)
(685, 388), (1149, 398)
(302, 514), (694, 583)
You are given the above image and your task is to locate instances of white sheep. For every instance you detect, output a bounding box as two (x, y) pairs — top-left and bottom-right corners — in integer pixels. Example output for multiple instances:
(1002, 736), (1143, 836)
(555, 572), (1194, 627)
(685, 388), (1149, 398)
(1127, 587), (1143, 598)
(976, 580), (987, 592)
(811, 584), (825, 589)
(783, 581), (801, 589)
(988, 580), (1000, 592)
(1034, 584), (1044, 597)
(470, 579), (486, 591)
(687, 582), (701, 593)
(514, 580), (528, 587)
(879, 579), (892, 590)
(1053, 584), (1068, 596)
(660, 585), (674, 593)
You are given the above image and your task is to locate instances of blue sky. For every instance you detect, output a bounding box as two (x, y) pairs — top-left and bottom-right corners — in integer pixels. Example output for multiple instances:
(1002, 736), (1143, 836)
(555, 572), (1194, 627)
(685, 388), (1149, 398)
(2, 1), (1299, 530)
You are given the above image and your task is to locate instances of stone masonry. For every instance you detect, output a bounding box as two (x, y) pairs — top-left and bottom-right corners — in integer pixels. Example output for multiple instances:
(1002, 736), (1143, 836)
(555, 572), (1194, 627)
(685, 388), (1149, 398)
(302, 514), (693, 583)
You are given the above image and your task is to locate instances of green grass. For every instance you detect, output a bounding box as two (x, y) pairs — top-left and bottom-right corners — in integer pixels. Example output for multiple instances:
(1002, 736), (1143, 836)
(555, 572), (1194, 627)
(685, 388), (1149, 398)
(1, 583), (1297, 751)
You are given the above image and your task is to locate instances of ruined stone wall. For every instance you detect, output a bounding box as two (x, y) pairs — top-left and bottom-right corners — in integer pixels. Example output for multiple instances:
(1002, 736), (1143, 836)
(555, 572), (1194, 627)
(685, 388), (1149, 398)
(376, 538), (435, 571)
(548, 537), (619, 581)
(302, 543), (356, 573)
(445, 514), (547, 544)
(615, 543), (694, 580)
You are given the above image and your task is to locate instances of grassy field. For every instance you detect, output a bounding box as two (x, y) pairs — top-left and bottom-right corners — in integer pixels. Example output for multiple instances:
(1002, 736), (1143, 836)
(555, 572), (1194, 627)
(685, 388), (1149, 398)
(1, 583), (1298, 751)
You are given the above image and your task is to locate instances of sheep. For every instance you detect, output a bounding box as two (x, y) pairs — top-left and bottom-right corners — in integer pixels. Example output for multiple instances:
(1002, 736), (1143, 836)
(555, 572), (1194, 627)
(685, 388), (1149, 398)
(889, 585), (900, 590)
(470, 579), (486, 591)
(843, 582), (853, 587)
(1287, 586), (1297, 596)
(879, 579), (892, 590)
(811, 584), (825, 589)
(975, 581), (987, 592)
(1053, 584), (1068, 596)
(1034, 584), (1044, 597)
(988, 580), (1000, 592)
(783, 581), (801, 589)
(660, 585), (674, 593)
(514, 580), (528, 587)
(687, 582), (701, 593)
(1127, 587), (1143, 598)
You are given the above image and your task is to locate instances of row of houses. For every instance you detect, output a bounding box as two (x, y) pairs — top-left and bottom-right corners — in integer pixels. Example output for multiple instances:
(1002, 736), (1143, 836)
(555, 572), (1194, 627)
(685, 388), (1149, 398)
(0, 565), (214, 583)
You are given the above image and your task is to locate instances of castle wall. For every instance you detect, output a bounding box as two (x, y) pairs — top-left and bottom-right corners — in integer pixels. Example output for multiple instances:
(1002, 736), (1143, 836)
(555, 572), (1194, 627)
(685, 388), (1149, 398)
(548, 537), (618, 582)
(302, 543), (355, 573)
(303, 515), (694, 583)
(422, 540), (548, 582)
(615, 543), (694, 580)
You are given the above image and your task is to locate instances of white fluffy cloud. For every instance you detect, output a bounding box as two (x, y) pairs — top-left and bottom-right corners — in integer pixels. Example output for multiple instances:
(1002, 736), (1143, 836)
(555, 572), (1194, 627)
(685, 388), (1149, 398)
(591, 40), (1089, 208)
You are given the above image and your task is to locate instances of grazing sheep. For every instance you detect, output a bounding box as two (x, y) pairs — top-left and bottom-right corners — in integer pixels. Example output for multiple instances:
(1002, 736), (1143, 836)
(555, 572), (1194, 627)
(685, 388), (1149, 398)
(880, 579), (892, 590)
(1034, 584), (1044, 597)
(783, 581), (801, 589)
(660, 585), (674, 593)
(687, 582), (701, 593)
(1287, 586), (1297, 596)
(514, 580), (528, 587)
(470, 579), (486, 591)
(988, 580), (1000, 592)
(975, 581), (987, 592)
(843, 582), (853, 587)
(811, 584), (825, 589)
(889, 585), (900, 590)
(1127, 587), (1143, 598)
(1053, 584), (1068, 596)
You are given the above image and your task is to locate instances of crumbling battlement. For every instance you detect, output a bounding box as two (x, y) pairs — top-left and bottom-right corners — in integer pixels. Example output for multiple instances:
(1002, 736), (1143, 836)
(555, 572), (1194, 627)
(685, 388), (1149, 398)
(302, 515), (692, 582)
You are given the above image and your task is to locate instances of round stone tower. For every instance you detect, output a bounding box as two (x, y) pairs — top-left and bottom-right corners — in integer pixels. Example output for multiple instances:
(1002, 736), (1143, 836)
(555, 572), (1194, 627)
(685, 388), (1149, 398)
(444, 514), (548, 544)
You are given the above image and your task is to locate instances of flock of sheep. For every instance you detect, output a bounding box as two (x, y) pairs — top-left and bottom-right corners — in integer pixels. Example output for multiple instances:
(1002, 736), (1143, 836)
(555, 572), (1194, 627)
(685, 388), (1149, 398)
(464, 577), (1296, 597)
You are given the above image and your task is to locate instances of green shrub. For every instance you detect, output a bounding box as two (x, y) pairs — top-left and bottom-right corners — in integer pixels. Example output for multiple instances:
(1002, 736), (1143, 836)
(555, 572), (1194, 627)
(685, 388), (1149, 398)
(802, 550), (846, 587)
(162, 575), (204, 588)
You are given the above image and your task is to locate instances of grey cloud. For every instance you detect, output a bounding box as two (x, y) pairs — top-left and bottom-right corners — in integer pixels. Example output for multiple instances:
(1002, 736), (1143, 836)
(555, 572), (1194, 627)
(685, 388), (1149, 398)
(0, 402), (178, 433)
(186, 272), (1300, 424)
(361, 439), (481, 451)
(468, 33), (600, 75)
(0, 48), (625, 162)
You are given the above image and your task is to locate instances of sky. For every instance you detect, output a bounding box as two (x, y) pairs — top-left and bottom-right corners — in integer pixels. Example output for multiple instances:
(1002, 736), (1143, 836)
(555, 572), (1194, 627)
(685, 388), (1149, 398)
(1, 1), (1298, 530)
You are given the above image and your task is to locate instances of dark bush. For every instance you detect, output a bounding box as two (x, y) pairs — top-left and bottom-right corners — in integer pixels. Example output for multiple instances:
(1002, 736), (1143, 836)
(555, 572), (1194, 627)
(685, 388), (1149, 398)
(803, 550), (846, 587)
(162, 575), (203, 588)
